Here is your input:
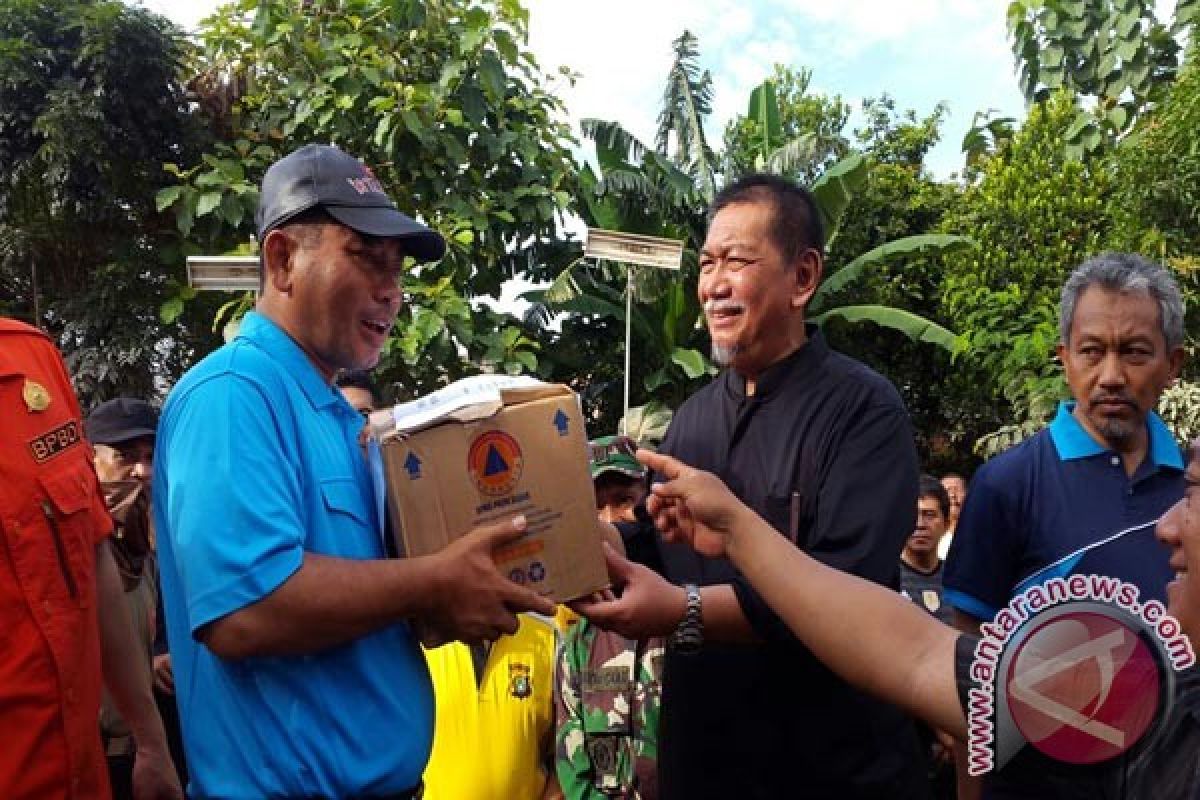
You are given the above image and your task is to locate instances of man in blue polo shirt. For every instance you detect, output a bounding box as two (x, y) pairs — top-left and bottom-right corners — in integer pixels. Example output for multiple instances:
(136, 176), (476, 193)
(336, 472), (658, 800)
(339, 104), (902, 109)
(944, 252), (1186, 799)
(153, 145), (554, 799)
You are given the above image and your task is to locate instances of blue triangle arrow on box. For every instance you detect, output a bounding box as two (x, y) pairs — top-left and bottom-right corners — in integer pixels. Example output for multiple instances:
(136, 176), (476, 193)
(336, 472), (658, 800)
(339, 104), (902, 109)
(404, 452), (422, 479)
(553, 409), (569, 436)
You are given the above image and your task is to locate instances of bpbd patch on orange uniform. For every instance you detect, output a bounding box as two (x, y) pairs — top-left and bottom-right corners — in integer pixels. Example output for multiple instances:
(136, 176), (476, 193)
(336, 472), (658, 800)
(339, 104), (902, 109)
(28, 420), (82, 464)
(467, 430), (524, 496)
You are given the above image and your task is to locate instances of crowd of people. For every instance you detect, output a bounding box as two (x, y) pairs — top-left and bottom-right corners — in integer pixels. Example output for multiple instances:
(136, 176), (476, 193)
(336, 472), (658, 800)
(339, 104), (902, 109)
(2, 142), (1198, 800)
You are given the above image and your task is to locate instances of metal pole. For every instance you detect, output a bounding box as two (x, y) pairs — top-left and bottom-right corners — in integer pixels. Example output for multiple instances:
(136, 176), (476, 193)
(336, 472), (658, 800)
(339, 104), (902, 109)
(622, 265), (632, 436)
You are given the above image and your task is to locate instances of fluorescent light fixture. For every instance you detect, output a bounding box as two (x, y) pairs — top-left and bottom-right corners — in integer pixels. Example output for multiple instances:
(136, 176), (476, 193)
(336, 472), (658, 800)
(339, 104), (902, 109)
(584, 228), (683, 271)
(186, 255), (260, 291)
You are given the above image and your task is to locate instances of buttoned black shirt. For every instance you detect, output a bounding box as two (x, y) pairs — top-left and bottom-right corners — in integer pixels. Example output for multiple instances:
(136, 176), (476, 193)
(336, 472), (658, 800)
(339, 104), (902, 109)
(656, 327), (929, 800)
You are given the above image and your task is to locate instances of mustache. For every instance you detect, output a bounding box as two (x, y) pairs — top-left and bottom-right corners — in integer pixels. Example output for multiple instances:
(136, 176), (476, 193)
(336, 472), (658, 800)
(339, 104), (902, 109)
(704, 300), (745, 315)
(1091, 393), (1135, 407)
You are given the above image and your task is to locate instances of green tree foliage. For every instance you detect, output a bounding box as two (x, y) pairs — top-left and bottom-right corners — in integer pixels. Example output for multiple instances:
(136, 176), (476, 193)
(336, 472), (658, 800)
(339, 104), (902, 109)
(816, 99), (965, 468)
(0, 0), (217, 406)
(942, 92), (1114, 455)
(158, 0), (578, 397)
(1110, 44), (1200, 264)
(961, 110), (1018, 179)
(721, 65), (851, 184)
(827, 97), (951, 266)
(1107, 43), (1200, 413)
(1007, 0), (1200, 158)
(853, 95), (947, 167)
(517, 35), (723, 436)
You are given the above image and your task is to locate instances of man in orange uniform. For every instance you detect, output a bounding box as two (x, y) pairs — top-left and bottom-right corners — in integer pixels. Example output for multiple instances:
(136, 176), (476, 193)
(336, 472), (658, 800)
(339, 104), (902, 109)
(0, 317), (180, 800)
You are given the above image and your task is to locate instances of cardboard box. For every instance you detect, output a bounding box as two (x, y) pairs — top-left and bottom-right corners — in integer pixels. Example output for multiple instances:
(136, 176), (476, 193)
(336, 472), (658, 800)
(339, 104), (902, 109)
(373, 376), (608, 602)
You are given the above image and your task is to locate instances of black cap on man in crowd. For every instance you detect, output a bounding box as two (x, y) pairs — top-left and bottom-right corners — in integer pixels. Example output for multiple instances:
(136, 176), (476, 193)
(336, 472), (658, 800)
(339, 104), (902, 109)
(255, 144), (446, 263)
(86, 398), (159, 446)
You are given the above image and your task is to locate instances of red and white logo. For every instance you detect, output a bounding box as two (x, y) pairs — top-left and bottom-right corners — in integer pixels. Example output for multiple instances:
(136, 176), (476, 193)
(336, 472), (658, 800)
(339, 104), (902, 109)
(1005, 611), (1161, 764)
(346, 165), (386, 196)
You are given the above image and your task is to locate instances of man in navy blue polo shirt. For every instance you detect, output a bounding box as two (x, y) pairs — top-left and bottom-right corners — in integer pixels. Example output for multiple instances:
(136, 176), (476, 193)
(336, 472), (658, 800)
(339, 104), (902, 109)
(153, 145), (554, 799)
(944, 252), (1186, 798)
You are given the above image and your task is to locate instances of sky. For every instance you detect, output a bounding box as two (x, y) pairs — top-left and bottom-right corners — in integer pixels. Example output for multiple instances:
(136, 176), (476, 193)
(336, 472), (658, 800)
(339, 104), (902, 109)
(524, 0), (1026, 179)
(142, 0), (1029, 179)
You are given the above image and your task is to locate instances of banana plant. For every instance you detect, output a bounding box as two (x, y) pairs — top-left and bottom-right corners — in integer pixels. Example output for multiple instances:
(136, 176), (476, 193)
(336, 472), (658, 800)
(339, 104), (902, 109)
(621, 401), (675, 448)
(742, 78), (821, 176)
(523, 116), (712, 411)
(808, 232), (972, 351)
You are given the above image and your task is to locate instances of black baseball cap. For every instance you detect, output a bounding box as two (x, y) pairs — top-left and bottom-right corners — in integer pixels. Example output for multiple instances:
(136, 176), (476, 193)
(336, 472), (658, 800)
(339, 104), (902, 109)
(255, 144), (446, 263)
(86, 398), (159, 446)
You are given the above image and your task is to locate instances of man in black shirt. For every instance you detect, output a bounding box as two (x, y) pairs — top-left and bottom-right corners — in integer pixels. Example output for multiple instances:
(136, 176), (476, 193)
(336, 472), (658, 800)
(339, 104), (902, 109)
(902, 476), (958, 798)
(902, 475), (955, 626)
(576, 174), (929, 799)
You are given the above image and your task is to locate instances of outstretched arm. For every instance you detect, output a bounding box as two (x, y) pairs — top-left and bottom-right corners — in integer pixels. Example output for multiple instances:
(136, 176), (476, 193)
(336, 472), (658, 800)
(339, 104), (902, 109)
(639, 449), (967, 738)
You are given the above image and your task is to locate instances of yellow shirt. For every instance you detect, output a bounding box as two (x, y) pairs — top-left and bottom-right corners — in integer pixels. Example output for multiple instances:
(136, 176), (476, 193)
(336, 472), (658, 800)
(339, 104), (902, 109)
(422, 614), (558, 800)
(555, 605), (579, 632)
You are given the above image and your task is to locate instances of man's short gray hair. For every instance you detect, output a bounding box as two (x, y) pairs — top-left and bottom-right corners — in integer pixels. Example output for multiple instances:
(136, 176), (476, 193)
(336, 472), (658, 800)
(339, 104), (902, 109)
(1059, 252), (1185, 350)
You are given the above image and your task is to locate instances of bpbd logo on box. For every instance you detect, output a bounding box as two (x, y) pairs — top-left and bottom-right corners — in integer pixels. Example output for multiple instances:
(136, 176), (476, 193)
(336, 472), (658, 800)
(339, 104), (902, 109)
(468, 430), (524, 496)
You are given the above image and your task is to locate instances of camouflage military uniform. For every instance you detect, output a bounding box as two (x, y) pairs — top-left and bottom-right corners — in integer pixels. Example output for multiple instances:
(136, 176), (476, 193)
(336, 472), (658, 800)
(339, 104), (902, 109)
(555, 617), (664, 800)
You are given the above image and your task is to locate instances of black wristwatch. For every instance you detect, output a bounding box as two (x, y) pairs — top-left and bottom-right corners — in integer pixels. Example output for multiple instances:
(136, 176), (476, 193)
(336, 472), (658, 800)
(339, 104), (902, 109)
(671, 583), (704, 655)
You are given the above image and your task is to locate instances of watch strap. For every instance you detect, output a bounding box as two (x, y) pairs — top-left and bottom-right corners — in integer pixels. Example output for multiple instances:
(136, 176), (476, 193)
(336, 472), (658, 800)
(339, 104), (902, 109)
(672, 583), (704, 654)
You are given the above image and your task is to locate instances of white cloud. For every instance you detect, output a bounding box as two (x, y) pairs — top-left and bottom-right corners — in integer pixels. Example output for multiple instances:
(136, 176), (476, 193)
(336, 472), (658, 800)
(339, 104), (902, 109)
(773, 0), (997, 47)
(779, 0), (943, 40)
(525, 0), (729, 145)
(703, 1), (757, 46)
(137, 0), (218, 31)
